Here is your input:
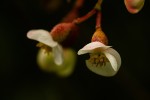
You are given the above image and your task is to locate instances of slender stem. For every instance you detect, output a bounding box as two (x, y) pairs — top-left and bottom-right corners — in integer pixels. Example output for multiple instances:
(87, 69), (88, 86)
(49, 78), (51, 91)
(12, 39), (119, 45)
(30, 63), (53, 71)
(96, 11), (102, 29)
(73, 0), (103, 24)
(95, 0), (103, 29)
(73, 9), (97, 24)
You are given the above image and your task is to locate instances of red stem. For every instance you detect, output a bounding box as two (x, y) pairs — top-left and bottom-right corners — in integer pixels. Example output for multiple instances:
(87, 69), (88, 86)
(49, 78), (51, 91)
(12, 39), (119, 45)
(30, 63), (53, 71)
(73, 9), (97, 24)
(96, 11), (102, 29)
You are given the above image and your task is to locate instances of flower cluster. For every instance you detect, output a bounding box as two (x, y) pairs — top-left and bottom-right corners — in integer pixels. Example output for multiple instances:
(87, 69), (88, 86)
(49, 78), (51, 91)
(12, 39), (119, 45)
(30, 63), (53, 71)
(27, 0), (145, 77)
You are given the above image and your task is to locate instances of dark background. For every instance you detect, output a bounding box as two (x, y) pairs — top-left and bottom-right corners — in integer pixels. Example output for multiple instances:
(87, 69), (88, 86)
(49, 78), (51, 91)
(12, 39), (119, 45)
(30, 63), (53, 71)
(1, 0), (150, 100)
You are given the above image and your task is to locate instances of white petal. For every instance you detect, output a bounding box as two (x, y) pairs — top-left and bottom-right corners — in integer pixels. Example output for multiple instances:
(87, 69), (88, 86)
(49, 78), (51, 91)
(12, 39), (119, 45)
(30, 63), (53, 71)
(104, 52), (118, 71)
(27, 29), (58, 47)
(52, 44), (64, 65)
(86, 60), (118, 77)
(104, 48), (121, 69)
(78, 41), (111, 55)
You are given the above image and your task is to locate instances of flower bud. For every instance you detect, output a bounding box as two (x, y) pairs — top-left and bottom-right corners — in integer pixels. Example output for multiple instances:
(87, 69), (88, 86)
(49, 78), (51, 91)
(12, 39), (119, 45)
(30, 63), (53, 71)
(50, 23), (76, 42)
(124, 0), (145, 14)
(91, 28), (108, 45)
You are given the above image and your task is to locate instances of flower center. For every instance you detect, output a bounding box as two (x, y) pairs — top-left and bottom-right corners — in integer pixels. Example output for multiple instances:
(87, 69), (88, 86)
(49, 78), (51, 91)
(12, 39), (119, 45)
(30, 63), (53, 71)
(36, 42), (52, 53)
(89, 53), (109, 67)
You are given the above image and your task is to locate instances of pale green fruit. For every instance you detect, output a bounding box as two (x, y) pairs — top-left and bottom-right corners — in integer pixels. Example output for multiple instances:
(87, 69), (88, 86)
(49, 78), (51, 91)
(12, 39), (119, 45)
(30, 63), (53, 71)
(37, 48), (76, 77)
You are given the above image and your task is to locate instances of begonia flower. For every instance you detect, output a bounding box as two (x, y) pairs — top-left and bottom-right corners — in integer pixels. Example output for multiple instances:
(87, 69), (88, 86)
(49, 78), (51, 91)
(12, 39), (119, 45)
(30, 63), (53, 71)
(27, 29), (63, 65)
(78, 41), (121, 77)
(124, 0), (145, 14)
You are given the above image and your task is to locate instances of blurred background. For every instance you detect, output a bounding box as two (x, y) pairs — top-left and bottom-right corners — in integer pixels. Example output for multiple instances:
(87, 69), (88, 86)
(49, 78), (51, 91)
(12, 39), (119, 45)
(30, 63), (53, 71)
(0, 0), (150, 100)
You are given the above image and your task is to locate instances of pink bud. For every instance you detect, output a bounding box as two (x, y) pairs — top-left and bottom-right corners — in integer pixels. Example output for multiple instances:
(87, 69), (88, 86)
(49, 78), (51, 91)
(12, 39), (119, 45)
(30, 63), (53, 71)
(50, 23), (76, 42)
(124, 0), (145, 14)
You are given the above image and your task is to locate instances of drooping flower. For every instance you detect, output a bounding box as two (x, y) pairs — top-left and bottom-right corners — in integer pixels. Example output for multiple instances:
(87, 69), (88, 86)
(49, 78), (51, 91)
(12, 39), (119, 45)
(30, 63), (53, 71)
(27, 22), (76, 65)
(27, 29), (63, 65)
(78, 41), (121, 77)
(37, 48), (76, 77)
(124, 0), (145, 14)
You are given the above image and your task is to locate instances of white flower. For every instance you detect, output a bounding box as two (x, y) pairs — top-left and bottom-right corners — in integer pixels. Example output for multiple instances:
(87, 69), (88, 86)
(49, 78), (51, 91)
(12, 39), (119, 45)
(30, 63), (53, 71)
(78, 41), (121, 77)
(27, 29), (63, 65)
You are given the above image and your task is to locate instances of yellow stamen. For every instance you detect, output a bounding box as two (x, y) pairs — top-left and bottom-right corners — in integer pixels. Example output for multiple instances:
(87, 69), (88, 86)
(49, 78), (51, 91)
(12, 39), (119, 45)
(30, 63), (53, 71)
(89, 53), (108, 67)
(36, 42), (52, 54)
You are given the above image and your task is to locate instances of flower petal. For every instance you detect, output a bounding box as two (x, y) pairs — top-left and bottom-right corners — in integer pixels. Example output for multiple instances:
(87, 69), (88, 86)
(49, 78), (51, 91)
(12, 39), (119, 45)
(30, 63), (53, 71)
(52, 44), (64, 65)
(103, 52), (118, 71)
(104, 48), (121, 70)
(78, 41), (111, 55)
(27, 29), (58, 47)
(86, 60), (118, 77)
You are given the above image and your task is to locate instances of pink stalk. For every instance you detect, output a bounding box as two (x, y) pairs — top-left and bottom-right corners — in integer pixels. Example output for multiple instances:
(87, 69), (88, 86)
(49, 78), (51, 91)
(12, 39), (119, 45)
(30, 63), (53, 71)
(73, 9), (97, 24)
(95, 11), (102, 29)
